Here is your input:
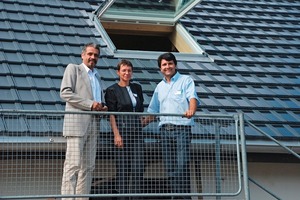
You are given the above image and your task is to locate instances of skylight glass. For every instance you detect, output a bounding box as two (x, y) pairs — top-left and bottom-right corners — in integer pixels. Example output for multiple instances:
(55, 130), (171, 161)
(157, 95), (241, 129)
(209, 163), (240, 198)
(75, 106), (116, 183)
(96, 0), (202, 25)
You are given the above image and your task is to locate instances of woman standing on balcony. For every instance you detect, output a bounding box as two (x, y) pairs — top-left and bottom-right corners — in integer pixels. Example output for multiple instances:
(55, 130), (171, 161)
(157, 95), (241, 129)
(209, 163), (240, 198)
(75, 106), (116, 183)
(105, 59), (145, 200)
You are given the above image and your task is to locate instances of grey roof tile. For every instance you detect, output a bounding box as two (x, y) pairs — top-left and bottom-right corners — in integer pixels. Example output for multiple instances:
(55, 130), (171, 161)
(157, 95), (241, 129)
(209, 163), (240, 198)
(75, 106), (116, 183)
(29, 32), (49, 42)
(8, 64), (28, 75)
(0, 64), (10, 75)
(64, 55), (82, 65)
(42, 103), (63, 111)
(46, 66), (64, 77)
(4, 116), (28, 134)
(22, 53), (41, 64)
(0, 89), (17, 102)
(27, 64), (47, 76)
(39, 54), (59, 64)
(51, 78), (62, 89)
(35, 43), (53, 53)
(18, 42), (35, 52)
(0, 75), (13, 88)
(1, 41), (18, 51)
(37, 90), (60, 102)
(13, 76), (32, 88)
(1, 103), (21, 110)
(12, 31), (30, 41)
(17, 89), (37, 102)
(32, 77), (51, 89)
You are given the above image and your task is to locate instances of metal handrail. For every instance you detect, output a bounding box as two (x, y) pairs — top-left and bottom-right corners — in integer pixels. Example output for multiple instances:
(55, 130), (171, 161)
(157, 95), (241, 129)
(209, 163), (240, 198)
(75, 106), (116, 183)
(245, 120), (300, 160)
(248, 177), (282, 200)
(245, 119), (299, 200)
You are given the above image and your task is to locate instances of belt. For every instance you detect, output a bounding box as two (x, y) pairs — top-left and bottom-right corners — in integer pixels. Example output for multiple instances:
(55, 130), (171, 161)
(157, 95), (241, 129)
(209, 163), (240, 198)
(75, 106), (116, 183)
(161, 124), (191, 131)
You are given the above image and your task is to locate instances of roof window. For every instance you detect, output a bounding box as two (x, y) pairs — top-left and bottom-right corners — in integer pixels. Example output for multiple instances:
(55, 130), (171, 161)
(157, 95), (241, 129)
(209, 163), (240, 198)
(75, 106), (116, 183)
(95, 0), (202, 25)
(93, 0), (206, 59)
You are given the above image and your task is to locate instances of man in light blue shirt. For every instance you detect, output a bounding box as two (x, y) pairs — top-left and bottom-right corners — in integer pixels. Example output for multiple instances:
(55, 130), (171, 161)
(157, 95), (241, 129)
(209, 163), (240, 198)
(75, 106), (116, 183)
(143, 52), (200, 200)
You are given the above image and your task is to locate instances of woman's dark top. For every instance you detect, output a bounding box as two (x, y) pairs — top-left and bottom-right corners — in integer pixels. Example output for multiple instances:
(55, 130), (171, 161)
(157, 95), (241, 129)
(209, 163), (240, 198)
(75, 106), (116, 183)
(105, 82), (144, 131)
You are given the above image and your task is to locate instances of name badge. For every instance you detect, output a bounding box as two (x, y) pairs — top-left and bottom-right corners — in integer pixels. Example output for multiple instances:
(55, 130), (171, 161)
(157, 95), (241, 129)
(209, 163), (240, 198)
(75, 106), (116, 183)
(174, 90), (182, 95)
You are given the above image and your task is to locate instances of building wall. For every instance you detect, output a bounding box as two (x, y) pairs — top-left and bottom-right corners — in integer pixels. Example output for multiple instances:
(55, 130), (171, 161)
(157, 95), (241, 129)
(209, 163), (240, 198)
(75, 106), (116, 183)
(247, 162), (300, 200)
(220, 162), (300, 200)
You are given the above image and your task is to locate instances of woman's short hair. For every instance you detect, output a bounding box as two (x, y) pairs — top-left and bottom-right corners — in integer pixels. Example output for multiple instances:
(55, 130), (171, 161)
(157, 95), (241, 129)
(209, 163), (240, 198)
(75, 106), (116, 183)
(117, 59), (133, 70)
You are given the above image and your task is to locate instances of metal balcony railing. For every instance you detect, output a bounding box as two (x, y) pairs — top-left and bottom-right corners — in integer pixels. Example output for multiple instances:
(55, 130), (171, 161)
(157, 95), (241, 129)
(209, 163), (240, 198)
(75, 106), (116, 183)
(0, 110), (248, 199)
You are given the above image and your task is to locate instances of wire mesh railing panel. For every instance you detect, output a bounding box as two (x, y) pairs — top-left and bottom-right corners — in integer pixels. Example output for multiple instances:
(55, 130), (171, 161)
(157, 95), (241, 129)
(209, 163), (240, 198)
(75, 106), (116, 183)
(0, 111), (66, 198)
(190, 117), (241, 196)
(0, 110), (242, 199)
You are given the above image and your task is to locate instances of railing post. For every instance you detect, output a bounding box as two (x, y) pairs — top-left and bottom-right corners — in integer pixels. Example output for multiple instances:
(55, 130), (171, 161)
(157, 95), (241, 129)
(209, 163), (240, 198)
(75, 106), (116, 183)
(214, 121), (221, 200)
(239, 112), (250, 200)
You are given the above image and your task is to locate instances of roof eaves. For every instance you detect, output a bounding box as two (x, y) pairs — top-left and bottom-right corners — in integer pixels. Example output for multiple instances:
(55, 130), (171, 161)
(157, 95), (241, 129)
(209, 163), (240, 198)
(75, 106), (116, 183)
(110, 50), (212, 62)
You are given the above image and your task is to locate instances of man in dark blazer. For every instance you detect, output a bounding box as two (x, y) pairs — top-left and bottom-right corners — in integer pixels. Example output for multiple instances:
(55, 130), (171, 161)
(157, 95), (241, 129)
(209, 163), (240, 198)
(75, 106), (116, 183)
(60, 43), (107, 200)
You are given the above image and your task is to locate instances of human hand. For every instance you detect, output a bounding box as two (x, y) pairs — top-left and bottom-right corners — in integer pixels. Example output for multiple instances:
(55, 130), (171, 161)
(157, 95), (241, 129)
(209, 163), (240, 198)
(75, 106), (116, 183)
(114, 133), (123, 148)
(91, 102), (108, 111)
(141, 117), (147, 127)
(101, 105), (108, 111)
(91, 102), (102, 111)
(184, 110), (195, 119)
(141, 116), (155, 127)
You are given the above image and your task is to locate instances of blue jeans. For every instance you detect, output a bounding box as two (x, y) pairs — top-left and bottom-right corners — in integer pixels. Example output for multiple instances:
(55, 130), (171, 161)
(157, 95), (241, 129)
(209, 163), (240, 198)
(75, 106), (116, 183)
(160, 125), (191, 200)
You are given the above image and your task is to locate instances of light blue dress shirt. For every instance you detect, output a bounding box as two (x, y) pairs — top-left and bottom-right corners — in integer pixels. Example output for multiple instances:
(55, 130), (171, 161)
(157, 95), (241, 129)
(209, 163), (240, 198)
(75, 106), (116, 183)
(147, 72), (200, 126)
(83, 64), (102, 102)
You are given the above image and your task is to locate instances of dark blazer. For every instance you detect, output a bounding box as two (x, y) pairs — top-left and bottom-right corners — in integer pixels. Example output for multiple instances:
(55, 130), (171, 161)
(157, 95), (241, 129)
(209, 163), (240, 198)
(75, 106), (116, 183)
(105, 82), (144, 131)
